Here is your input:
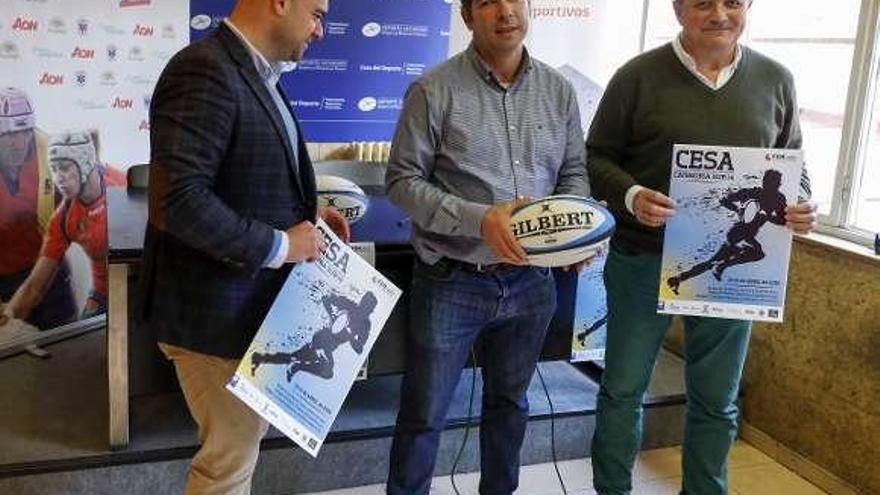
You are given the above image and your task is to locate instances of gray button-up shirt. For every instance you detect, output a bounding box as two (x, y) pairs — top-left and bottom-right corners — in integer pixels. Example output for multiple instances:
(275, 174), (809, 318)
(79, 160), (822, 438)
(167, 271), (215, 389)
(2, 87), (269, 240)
(386, 44), (588, 265)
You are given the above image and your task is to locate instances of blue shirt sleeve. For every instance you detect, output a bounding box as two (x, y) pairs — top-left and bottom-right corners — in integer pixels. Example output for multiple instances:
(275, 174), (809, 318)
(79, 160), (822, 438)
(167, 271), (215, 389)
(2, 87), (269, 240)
(262, 229), (284, 267)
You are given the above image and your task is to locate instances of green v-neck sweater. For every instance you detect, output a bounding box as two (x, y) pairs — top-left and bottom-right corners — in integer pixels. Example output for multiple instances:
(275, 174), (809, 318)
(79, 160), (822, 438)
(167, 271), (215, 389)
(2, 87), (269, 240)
(587, 43), (807, 254)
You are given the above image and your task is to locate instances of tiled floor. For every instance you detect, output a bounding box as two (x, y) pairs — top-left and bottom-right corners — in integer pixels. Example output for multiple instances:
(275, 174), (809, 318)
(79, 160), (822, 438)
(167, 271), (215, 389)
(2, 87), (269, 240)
(301, 441), (828, 495)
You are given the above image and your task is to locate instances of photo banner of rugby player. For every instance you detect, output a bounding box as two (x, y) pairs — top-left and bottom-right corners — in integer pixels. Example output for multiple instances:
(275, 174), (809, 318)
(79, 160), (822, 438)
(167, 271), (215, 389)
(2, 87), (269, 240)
(0, 0), (187, 345)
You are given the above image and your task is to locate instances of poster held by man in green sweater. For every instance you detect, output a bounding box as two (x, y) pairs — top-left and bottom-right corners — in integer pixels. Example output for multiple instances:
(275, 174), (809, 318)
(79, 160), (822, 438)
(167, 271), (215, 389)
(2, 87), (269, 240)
(658, 144), (803, 322)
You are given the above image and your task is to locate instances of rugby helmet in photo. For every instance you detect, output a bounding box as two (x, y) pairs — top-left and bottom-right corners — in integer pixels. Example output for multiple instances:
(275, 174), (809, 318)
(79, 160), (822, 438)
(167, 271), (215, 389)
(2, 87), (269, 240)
(48, 131), (98, 185)
(0, 87), (36, 135)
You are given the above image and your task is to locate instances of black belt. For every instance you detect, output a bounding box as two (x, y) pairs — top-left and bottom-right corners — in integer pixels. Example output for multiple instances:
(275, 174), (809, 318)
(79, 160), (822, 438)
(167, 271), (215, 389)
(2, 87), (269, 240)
(440, 258), (520, 274)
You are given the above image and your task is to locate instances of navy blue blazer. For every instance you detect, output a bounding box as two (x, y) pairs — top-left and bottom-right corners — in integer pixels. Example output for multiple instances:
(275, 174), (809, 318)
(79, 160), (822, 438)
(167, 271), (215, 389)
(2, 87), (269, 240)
(138, 24), (317, 358)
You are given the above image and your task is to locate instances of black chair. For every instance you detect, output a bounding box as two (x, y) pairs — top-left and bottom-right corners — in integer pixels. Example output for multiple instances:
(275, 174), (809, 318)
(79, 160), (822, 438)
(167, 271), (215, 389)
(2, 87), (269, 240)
(126, 163), (149, 190)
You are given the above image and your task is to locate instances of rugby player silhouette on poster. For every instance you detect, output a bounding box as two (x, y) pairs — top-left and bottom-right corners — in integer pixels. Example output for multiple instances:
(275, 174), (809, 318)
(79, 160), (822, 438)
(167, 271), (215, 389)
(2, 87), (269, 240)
(250, 290), (378, 381)
(667, 169), (787, 295)
(577, 313), (607, 347)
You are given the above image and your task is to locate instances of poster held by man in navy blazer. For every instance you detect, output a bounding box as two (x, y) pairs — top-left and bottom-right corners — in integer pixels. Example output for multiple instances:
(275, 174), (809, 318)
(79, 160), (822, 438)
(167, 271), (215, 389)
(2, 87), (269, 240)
(229, 220), (400, 457)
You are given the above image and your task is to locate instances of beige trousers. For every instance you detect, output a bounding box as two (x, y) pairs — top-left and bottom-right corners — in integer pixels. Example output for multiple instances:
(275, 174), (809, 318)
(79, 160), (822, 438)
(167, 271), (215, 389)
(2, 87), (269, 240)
(159, 343), (270, 495)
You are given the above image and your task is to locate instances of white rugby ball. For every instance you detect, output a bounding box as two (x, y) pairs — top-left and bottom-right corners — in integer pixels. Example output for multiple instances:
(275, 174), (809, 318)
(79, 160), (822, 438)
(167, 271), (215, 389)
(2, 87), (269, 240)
(315, 175), (369, 225)
(510, 195), (615, 267)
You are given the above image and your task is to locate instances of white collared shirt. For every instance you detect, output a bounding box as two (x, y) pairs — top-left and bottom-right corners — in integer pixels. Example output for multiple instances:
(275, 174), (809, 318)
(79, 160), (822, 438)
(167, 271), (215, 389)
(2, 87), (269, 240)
(223, 19), (296, 85)
(672, 33), (742, 90)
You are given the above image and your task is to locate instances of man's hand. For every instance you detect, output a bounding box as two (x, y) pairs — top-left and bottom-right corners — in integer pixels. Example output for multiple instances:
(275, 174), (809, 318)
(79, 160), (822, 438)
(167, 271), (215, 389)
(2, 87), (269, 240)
(481, 197), (530, 265)
(785, 200), (818, 235)
(82, 298), (103, 319)
(318, 206), (351, 243)
(285, 221), (325, 263)
(633, 188), (676, 227)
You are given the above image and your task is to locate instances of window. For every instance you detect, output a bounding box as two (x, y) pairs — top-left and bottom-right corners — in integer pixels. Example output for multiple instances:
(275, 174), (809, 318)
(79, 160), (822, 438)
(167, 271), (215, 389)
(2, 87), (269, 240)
(748, 1), (860, 216)
(850, 23), (880, 234)
(826, 0), (880, 239)
(857, 92), (880, 232)
(642, 0), (680, 50)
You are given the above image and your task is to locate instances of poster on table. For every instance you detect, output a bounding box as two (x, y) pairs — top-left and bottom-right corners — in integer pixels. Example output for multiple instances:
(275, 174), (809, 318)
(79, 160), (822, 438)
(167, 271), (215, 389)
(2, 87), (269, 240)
(658, 145), (803, 322)
(570, 251), (607, 362)
(0, 0), (187, 345)
(227, 220), (401, 457)
(189, 0), (452, 142)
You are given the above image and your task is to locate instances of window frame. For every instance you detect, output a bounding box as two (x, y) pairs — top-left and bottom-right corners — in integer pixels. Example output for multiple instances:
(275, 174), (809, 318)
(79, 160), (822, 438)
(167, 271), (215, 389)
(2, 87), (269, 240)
(819, 0), (880, 245)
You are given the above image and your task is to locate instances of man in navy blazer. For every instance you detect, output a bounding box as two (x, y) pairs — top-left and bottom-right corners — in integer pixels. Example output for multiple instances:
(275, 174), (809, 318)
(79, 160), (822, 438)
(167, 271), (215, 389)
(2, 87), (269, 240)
(138, 0), (343, 493)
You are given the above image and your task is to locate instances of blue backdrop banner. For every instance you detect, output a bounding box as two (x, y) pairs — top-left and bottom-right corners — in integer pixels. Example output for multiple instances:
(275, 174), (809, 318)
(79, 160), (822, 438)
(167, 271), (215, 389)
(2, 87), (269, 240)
(189, 0), (452, 142)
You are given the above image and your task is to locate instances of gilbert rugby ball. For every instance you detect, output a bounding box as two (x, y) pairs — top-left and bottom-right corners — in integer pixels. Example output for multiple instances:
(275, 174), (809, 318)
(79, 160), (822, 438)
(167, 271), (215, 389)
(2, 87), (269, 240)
(510, 195), (615, 267)
(315, 175), (369, 225)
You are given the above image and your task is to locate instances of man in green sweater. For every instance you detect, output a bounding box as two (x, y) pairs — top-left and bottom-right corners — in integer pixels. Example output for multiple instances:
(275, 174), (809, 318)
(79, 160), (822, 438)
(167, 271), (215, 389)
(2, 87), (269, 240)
(586, 1), (818, 494)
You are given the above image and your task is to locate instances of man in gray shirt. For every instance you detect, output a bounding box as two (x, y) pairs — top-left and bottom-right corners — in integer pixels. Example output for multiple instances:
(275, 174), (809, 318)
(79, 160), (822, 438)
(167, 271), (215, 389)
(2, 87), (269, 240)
(385, 1), (587, 493)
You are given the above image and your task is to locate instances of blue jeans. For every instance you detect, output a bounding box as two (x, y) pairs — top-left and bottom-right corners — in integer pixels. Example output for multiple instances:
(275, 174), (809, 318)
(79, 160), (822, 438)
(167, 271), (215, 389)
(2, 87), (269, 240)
(592, 248), (751, 495)
(387, 258), (556, 495)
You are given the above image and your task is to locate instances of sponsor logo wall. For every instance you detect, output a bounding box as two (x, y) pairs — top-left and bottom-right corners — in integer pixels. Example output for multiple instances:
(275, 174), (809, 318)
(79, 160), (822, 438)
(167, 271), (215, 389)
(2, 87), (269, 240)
(1, 0), (187, 168)
(190, 0), (452, 142)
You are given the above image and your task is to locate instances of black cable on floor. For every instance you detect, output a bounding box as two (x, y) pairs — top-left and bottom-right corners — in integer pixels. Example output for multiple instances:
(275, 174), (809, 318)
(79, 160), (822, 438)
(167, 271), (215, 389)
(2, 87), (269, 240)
(536, 363), (568, 495)
(450, 347), (477, 495)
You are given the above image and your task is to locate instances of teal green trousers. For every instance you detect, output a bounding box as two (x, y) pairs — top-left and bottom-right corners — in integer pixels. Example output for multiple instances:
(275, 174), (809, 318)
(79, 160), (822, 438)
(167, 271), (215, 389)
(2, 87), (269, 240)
(592, 248), (751, 495)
